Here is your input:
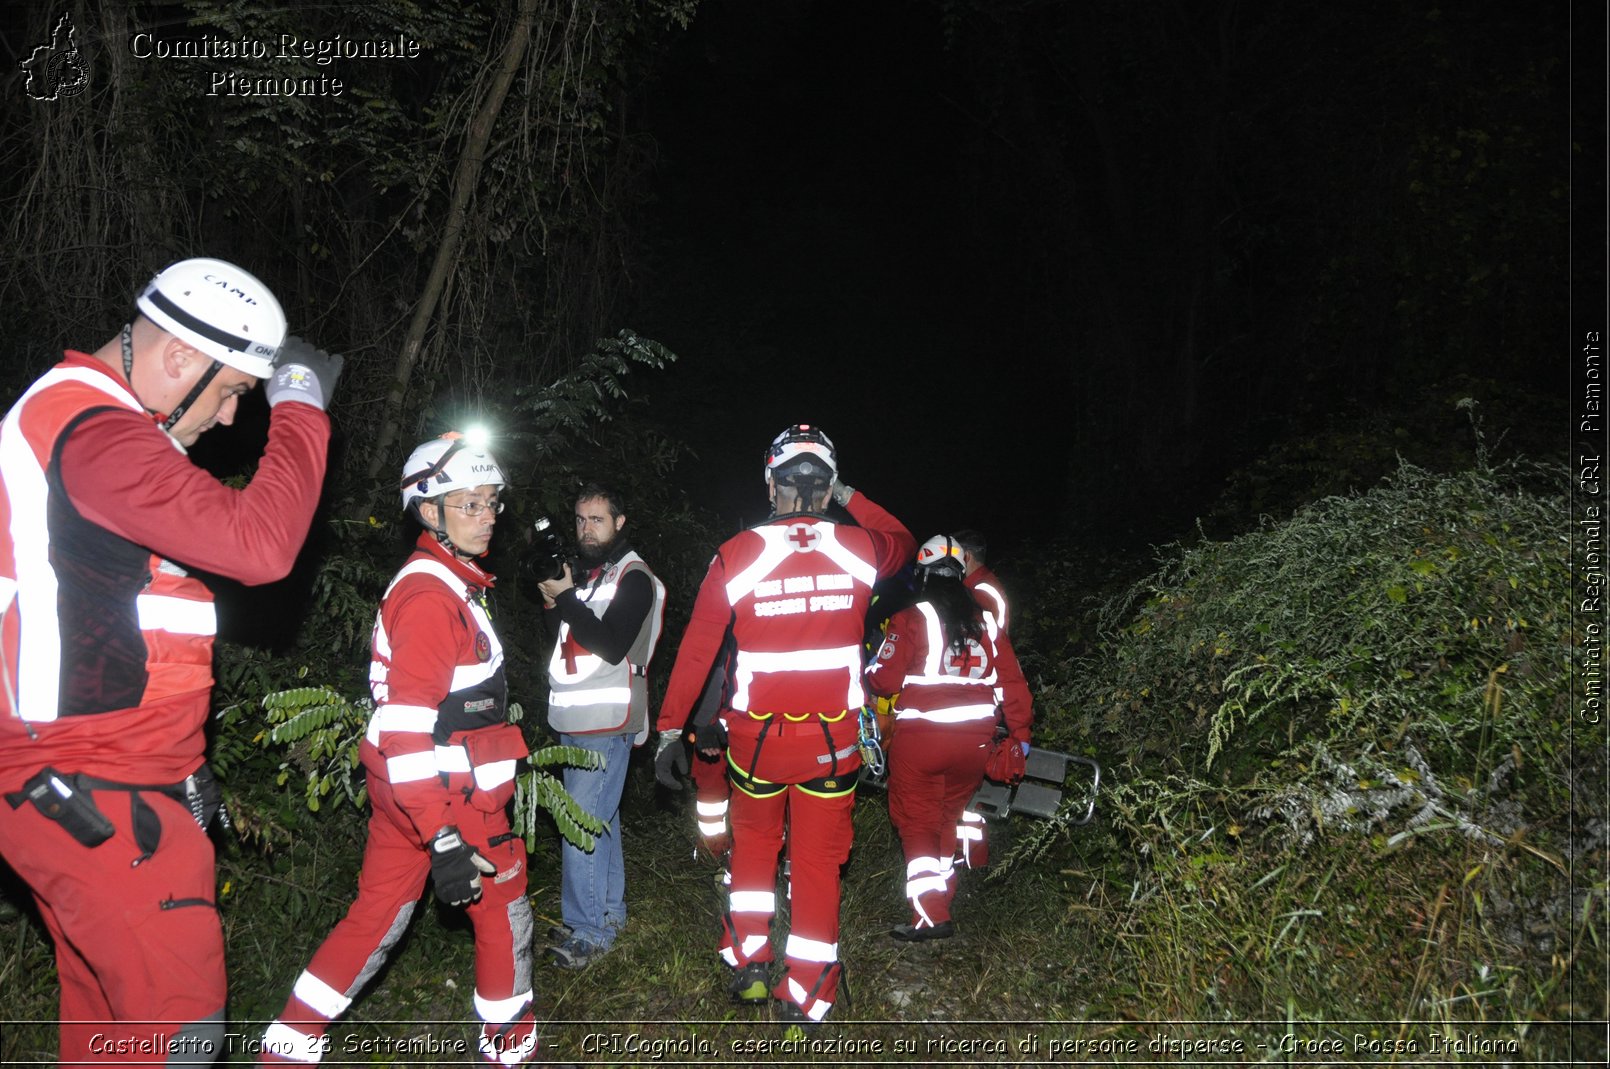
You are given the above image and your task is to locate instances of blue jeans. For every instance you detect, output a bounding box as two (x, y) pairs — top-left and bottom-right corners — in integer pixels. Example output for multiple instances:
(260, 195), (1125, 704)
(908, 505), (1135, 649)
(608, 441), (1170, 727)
(558, 731), (632, 948)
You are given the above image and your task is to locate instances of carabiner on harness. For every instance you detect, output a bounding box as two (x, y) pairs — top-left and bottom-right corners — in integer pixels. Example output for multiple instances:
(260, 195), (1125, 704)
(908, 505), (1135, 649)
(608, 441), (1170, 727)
(856, 704), (885, 779)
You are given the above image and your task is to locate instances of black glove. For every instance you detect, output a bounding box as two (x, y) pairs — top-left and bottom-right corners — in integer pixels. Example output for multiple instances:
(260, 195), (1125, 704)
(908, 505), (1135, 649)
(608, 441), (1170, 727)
(265, 335), (344, 410)
(654, 729), (690, 790)
(429, 825), (496, 906)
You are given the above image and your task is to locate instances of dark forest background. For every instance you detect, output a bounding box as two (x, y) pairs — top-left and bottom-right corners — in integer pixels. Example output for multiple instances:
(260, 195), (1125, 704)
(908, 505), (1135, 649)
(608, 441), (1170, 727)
(0, 0), (1575, 540)
(0, 0), (1601, 1062)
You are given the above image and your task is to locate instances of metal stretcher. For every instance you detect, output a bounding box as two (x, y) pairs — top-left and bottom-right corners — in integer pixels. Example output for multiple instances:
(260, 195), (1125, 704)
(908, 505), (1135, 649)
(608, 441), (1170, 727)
(860, 739), (1101, 825)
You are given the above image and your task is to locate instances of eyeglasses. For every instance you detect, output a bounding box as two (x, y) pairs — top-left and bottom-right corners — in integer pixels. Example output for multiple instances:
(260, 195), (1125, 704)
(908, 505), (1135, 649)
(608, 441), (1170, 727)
(442, 499), (504, 517)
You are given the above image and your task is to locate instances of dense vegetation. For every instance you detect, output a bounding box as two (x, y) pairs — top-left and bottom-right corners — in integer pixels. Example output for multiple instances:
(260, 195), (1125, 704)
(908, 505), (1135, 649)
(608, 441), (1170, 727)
(0, 1), (1592, 1065)
(2, 421), (1594, 1065)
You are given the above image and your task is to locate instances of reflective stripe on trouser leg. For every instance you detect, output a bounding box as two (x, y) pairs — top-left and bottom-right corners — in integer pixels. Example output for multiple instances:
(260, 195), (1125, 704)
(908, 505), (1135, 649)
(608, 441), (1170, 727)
(905, 855), (953, 928)
(957, 809), (988, 867)
(476, 982), (536, 1067)
(463, 807), (533, 1018)
(720, 783), (786, 968)
(261, 900), (416, 1063)
(262, 775), (431, 1061)
(775, 781), (854, 1019)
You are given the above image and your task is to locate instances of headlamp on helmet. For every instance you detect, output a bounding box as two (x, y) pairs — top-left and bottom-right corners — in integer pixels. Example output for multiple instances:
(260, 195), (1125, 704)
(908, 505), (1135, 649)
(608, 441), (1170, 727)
(135, 258), (286, 378)
(915, 534), (966, 581)
(400, 431), (507, 513)
(764, 423), (837, 487)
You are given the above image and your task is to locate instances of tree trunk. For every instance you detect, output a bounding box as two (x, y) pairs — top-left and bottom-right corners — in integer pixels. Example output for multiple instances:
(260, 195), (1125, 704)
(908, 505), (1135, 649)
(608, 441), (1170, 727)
(354, 0), (539, 514)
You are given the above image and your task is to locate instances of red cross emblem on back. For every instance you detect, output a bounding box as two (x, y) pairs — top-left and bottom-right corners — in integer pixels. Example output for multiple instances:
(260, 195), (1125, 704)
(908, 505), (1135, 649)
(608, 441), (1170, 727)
(786, 523), (819, 553)
(948, 644), (984, 677)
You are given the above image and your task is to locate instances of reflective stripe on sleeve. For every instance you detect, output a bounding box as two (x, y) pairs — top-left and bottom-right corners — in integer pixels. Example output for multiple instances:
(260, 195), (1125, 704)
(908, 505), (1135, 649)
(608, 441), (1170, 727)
(365, 704), (438, 746)
(473, 759), (517, 792)
(434, 745), (471, 773)
(386, 750), (438, 783)
(135, 593), (217, 635)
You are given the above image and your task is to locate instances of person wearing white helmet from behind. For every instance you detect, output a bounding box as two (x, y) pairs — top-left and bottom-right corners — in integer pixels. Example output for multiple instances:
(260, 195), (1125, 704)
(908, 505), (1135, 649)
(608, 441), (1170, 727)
(654, 424), (915, 1033)
(865, 535), (1034, 943)
(261, 431), (539, 1067)
(0, 257), (340, 1065)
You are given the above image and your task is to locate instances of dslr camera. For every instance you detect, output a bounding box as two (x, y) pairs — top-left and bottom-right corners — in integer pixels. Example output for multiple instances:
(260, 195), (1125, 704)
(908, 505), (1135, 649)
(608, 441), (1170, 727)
(525, 516), (570, 582)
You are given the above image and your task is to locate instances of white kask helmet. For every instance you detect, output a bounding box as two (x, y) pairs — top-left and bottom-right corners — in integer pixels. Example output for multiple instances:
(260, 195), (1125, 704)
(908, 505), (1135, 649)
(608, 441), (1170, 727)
(915, 534), (966, 579)
(136, 257), (286, 378)
(763, 423), (837, 486)
(399, 432), (507, 512)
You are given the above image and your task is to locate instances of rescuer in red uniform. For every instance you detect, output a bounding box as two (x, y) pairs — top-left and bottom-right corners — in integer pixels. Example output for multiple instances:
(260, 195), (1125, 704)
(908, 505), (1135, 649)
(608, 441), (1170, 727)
(867, 535), (1034, 940)
(260, 433), (537, 1066)
(952, 528), (1009, 868)
(655, 425), (914, 1029)
(0, 257), (338, 1066)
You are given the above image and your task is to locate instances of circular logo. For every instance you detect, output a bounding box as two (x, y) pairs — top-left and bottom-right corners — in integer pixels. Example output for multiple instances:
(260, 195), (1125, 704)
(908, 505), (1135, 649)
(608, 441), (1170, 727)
(474, 631), (491, 662)
(785, 523), (820, 554)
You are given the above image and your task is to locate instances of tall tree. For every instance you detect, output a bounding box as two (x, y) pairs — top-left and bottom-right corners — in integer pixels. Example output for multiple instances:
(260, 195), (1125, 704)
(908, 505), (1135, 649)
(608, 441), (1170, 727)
(361, 0), (540, 499)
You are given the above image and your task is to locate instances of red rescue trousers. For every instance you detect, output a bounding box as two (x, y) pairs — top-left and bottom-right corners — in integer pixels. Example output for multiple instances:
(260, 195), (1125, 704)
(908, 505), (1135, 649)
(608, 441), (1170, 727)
(721, 712), (860, 1023)
(886, 721), (993, 928)
(0, 784), (225, 1066)
(260, 776), (532, 1064)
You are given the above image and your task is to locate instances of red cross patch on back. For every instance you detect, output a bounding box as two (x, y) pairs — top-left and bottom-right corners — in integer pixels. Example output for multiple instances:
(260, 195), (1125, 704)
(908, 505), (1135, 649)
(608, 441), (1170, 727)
(785, 523), (820, 553)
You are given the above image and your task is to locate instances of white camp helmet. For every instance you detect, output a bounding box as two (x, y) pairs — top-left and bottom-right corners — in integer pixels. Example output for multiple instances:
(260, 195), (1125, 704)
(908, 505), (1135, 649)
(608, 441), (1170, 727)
(763, 423), (837, 486)
(136, 257), (285, 378)
(399, 431), (507, 512)
(915, 534), (966, 579)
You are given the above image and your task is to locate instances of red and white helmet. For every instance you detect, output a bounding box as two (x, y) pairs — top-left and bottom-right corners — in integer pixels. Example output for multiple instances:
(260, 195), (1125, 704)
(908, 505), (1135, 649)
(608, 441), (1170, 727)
(915, 534), (966, 579)
(400, 431), (506, 512)
(136, 257), (285, 378)
(763, 423), (837, 486)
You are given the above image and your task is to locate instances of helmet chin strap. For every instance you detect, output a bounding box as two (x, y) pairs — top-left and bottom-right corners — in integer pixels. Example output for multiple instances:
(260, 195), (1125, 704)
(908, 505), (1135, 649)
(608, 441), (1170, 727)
(122, 322), (222, 433)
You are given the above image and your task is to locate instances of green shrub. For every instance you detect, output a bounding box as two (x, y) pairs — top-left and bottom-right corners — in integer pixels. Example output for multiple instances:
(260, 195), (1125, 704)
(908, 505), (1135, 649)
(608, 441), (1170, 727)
(995, 454), (1587, 1024)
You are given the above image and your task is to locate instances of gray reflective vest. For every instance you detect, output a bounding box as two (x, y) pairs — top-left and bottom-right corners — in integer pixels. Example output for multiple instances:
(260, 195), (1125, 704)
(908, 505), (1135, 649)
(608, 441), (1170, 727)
(546, 551), (665, 739)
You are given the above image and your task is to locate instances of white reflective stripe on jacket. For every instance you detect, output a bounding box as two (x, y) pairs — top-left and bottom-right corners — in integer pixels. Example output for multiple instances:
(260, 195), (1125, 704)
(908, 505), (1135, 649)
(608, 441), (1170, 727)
(546, 551), (665, 736)
(0, 367), (210, 723)
(892, 602), (999, 725)
(726, 524), (874, 711)
(367, 556), (503, 782)
(729, 643), (865, 713)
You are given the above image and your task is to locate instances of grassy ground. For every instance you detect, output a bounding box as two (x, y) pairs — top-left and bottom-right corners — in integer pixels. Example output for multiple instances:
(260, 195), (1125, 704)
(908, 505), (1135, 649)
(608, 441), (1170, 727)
(1, 754), (1598, 1066)
(2, 457), (1601, 1065)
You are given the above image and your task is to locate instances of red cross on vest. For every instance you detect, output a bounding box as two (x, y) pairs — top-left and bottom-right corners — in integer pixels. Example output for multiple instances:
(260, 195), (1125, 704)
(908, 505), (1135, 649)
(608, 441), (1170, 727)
(948, 645), (983, 676)
(560, 631), (590, 674)
(786, 523), (819, 552)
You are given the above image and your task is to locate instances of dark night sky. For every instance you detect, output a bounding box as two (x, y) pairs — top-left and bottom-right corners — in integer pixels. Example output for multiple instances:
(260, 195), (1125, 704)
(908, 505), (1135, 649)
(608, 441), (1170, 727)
(618, 0), (1575, 559)
(633, 0), (1072, 547)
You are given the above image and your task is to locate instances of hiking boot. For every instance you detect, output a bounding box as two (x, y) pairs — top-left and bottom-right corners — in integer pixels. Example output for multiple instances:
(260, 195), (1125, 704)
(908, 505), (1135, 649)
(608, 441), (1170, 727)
(776, 1000), (819, 1040)
(728, 961), (771, 1004)
(890, 920), (955, 942)
(550, 936), (609, 970)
